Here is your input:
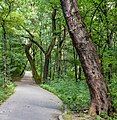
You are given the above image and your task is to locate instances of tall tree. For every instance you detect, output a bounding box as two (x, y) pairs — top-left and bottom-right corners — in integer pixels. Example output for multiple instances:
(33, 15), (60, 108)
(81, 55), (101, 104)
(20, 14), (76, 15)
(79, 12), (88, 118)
(22, 7), (57, 82)
(43, 7), (57, 82)
(60, 0), (112, 116)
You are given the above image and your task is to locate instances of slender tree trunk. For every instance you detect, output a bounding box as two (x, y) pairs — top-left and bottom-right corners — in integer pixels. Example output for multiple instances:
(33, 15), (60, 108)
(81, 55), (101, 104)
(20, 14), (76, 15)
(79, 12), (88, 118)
(57, 24), (62, 77)
(43, 7), (57, 82)
(1, 20), (7, 84)
(57, 26), (66, 77)
(40, 40), (43, 78)
(49, 56), (52, 79)
(39, 27), (43, 78)
(25, 43), (42, 84)
(78, 66), (82, 80)
(73, 46), (78, 82)
(43, 55), (50, 82)
(61, 0), (112, 116)
(52, 62), (56, 80)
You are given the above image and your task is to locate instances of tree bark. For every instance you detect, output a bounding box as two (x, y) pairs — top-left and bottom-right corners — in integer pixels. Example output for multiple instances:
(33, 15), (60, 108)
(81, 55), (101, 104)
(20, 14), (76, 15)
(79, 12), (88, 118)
(61, 0), (112, 116)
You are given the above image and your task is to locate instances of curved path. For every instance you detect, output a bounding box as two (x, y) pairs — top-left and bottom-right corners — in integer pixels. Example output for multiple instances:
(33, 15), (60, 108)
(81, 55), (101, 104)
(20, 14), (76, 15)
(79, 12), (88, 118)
(0, 71), (63, 120)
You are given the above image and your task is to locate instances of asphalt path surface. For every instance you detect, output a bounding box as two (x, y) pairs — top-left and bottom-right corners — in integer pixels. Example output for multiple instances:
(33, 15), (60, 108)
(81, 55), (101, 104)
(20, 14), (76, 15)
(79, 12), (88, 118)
(0, 71), (62, 120)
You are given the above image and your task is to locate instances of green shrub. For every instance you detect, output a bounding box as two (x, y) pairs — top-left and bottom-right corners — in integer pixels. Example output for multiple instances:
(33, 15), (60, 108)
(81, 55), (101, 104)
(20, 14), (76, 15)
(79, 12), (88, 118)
(41, 75), (117, 118)
(41, 77), (90, 112)
(0, 81), (15, 104)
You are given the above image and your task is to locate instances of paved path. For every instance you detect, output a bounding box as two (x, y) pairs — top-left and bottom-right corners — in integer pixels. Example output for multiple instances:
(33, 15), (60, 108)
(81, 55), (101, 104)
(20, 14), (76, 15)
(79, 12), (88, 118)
(0, 71), (63, 120)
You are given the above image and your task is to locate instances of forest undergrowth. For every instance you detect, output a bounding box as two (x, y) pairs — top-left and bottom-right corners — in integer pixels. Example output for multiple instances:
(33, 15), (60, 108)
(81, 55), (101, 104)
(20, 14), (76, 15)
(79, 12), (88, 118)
(41, 75), (117, 120)
(0, 75), (15, 105)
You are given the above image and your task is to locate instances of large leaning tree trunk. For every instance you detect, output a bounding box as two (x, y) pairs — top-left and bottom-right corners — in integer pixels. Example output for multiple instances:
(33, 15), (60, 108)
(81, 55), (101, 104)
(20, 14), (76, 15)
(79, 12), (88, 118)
(25, 43), (42, 84)
(60, 0), (112, 116)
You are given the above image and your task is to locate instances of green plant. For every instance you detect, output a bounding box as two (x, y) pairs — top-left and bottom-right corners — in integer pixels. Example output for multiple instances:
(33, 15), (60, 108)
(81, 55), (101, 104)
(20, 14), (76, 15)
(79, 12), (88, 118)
(109, 75), (117, 111)
(0, 81), (15, 105)
(41, 77), (90, 112)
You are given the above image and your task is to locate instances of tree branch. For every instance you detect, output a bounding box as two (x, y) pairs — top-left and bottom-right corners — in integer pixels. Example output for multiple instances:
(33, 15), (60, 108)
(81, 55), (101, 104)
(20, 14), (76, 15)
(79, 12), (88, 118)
(21, 26), (45, 54)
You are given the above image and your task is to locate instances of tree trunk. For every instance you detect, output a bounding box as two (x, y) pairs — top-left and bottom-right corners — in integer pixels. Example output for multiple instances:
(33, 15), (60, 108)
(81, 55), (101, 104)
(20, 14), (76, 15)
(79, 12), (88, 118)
(73, 46), (78, 82)
(78, 66), (82, 80)
(57, 26), (66, 77)
(40, 39), (43, 78)
(1, 20), (8, 84)
(22, 8), (57, 83)
(43, 55), (49, 82)
(25, 43), (42, 84)
(49, 56), (52, 79)
(43, 7), (57, 82)
(61, 0), (112, 116)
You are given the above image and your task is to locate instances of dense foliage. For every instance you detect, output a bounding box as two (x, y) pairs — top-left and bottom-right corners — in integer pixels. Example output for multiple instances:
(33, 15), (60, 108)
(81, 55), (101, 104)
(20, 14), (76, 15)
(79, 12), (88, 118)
(41, 77), (90, 112)
(0, 0), (116, 119)
(0, 76), (15, 104)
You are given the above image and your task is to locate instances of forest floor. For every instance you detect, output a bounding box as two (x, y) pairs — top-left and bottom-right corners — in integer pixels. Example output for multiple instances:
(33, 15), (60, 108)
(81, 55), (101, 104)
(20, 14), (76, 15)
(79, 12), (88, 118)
(0, 71), (63, 120)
